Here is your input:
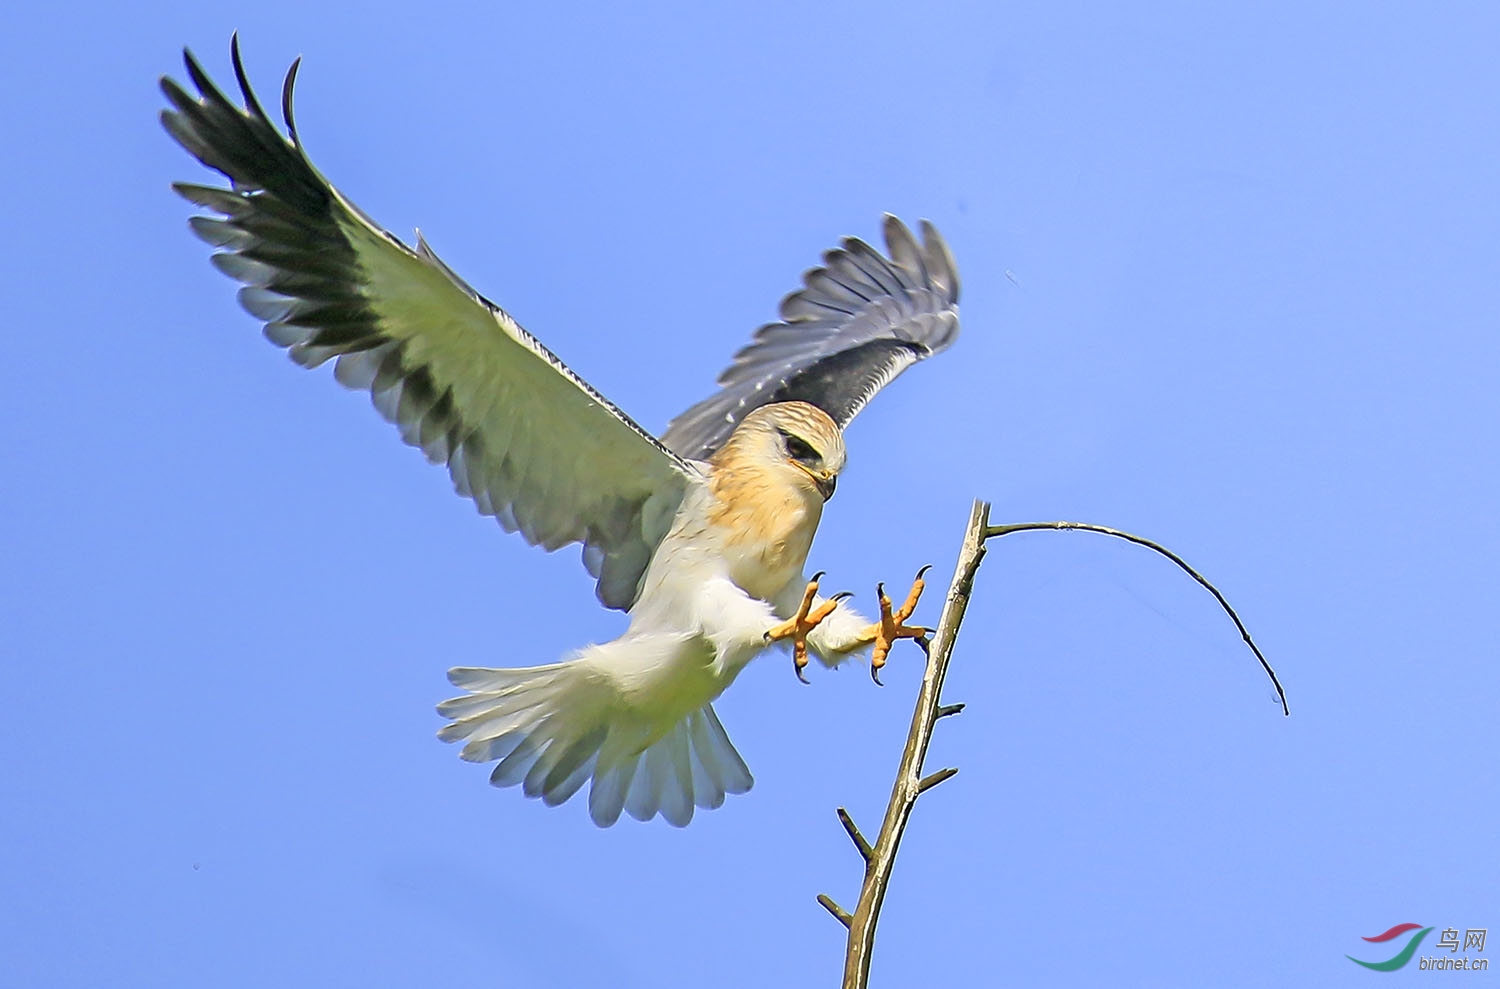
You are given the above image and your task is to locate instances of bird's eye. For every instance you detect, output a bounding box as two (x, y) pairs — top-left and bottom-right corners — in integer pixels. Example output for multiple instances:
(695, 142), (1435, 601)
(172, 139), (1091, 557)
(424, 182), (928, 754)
(782, 432), (820, 464)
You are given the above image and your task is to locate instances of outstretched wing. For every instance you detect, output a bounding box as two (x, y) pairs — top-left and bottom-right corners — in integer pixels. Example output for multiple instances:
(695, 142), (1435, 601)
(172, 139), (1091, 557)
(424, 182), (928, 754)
(162, 39), (694, 610)
(662, 215), (960, 460)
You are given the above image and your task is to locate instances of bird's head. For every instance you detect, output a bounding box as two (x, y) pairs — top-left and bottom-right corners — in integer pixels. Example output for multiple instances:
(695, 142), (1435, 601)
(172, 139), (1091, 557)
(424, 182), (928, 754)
(714, 401), (846, 501)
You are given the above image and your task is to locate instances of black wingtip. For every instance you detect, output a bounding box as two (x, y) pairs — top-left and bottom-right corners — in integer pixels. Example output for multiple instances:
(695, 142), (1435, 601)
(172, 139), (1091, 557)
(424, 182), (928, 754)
(174, 49), (204, 105)
(230, 34), (274, 125)
(158, 73), (188, 107)
(281, 56), (304, 144)
(182, 46), (223, 103)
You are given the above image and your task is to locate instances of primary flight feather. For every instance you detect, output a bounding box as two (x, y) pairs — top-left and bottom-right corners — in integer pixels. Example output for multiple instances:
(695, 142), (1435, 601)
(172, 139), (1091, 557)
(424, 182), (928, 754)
(163, 37), (961, 826)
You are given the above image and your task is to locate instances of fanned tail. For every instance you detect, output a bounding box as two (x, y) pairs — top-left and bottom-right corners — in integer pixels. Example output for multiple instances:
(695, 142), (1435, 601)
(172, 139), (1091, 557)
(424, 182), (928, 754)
(437, 658), (752, 827)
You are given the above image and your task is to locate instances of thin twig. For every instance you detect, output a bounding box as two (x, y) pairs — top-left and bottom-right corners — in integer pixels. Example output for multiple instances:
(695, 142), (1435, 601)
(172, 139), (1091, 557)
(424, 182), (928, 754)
(985, 520), (1288, 715)
(831, 499), (991, 989)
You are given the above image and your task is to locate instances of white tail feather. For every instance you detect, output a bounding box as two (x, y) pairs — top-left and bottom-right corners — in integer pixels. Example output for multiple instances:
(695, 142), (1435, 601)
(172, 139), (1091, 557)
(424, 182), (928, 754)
(438, 653), (752, 827)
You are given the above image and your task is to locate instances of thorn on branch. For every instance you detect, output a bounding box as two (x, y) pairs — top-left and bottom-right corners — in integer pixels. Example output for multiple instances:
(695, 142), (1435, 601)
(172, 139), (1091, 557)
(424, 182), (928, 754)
(936, 702), (965, 719)
(817, 893), (852, 928)
(836, 807), (872, 863)
(917, 767), (959, 794)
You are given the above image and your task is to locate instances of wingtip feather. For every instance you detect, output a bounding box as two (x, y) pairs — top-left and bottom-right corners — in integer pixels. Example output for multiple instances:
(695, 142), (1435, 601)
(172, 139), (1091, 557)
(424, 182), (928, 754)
(281, 56), (304, 143)
(920, 219), (960, 302)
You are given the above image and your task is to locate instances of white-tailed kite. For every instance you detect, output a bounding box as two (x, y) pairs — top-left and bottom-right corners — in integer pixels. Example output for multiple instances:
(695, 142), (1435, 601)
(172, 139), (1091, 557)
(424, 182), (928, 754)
(162, 38), (961, 827)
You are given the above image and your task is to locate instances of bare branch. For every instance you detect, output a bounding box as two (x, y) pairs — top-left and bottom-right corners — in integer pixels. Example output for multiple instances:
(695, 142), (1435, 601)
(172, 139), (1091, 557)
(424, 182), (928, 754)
(821, 504), (1289, 988)
(985, 520), (1288, 715)
(817, 894), (852, 928)
(916, 767), (958, 794)
(833, 499), (991, 989)
(836, 807), (872, 864)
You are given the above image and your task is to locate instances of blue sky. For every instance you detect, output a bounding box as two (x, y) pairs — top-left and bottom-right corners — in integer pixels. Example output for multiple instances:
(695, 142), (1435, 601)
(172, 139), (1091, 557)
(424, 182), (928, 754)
(3, 2), (1496, 986)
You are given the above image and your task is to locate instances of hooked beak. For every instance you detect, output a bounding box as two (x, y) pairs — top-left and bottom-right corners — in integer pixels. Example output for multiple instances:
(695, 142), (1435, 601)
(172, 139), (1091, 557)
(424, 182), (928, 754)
(814, 472), (837, 501)
(792, 461), (837, 501)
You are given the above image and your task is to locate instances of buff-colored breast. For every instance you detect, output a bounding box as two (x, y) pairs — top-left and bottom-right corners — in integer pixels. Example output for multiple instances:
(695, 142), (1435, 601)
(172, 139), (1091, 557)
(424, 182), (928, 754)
(706, 463), (822, 601)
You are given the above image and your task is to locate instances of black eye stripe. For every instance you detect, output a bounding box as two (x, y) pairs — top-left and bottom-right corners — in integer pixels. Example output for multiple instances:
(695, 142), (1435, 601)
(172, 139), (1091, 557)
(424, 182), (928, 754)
(785, 434), (819, 462)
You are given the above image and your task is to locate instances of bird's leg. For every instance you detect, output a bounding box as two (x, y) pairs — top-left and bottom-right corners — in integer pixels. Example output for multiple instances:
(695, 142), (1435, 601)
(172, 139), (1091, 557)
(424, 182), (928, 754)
(862, 565), (933, 685)
(764, 572), (851, 684)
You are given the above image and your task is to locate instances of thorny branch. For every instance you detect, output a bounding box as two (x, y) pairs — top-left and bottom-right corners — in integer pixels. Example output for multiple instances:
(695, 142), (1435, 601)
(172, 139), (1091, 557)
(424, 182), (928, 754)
(818, 500), (1287, 988)
(818, 500), (990, 988)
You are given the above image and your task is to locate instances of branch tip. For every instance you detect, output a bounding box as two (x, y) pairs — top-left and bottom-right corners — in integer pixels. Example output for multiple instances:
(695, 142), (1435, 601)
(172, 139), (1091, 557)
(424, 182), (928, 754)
(917, 767), (959, 794)
(836, 807), (872, 862)
(817, 893), (852, 928)
(936, 702), (965, 719)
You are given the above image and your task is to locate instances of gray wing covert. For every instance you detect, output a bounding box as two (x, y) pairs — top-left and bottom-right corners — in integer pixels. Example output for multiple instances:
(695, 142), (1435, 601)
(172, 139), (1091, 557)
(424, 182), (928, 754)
(662, 216), (960, 461)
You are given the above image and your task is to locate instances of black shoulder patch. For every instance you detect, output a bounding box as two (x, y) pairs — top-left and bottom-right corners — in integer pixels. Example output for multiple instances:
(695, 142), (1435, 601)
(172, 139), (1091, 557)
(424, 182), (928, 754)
(770, 339), (928, 426)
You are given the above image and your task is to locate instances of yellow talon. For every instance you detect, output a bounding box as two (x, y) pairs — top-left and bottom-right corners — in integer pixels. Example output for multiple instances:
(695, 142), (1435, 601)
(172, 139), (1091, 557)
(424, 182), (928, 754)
(866, 565), (932, 685)
(764, 572), (848, 683)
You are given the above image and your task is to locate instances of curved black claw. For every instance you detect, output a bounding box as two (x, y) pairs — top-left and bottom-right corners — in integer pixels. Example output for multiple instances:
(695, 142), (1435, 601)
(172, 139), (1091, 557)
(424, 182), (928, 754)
(810, 570), (826, 583)
(916, 564), (933, 581)
(796, 663), (811, 685)
(871, 663), (884, 687)
(832, 591), (854, 603)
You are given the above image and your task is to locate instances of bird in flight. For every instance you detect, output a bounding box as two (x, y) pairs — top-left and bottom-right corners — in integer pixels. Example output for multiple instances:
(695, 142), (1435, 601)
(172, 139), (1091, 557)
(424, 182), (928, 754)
(161, 38), (961, 827)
